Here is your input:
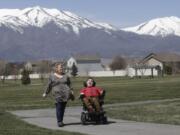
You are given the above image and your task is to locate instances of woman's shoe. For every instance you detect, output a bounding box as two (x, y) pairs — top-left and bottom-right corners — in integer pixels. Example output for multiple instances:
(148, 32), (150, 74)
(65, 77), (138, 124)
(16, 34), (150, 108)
(58, 122), (64, 127)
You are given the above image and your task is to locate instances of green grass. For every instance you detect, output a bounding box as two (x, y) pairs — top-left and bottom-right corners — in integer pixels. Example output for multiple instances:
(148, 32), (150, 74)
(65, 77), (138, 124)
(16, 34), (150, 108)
(1, 76), (180, 134)
(99, 76), (180, 103)
(1, 76), (180, 110)
(0, 110), (83, 135)
(0, 78), (83, 135)
(106, 100), (180, 125)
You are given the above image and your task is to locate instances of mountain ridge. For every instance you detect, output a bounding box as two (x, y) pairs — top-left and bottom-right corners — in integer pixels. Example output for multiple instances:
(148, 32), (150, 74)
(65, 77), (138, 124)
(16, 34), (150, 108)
(0, 7), (180, 61)
(0, 6), (118, 34)
(122, 16), (180, 37)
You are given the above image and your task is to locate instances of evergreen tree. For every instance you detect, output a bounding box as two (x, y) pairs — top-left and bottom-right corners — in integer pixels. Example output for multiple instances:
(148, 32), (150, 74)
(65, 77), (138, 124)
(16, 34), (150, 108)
(21, 68), (31, 85)
(71, 63), (78, 77)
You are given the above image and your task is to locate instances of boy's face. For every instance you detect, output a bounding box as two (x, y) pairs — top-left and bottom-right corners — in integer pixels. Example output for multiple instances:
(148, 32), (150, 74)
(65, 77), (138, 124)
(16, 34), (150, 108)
(87, 79), (93, 87)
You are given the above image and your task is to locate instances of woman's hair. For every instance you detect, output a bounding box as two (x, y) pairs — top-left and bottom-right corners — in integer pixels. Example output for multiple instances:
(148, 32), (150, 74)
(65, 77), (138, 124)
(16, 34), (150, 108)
(83, 77), (96, 87)
(53, 62), (65, 73)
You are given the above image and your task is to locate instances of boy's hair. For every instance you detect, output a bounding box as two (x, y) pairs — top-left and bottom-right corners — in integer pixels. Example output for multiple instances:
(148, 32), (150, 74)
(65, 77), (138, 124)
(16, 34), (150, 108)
(83, 77), (96, 87)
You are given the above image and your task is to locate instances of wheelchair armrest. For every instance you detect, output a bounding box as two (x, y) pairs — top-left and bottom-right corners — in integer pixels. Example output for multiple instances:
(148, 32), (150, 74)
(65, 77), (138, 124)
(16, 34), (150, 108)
(99, 90), (106, 99)
(79, 94), (85, 100)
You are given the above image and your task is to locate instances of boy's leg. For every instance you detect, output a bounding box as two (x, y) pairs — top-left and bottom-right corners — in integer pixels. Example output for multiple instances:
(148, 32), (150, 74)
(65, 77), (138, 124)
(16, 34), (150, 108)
(92, 97), (100, 112)
(83, 97), (94, 112)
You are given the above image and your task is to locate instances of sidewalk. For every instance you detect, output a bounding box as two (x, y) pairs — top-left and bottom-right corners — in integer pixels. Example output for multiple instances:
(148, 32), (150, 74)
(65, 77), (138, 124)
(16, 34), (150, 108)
(11, 106), (180, 135)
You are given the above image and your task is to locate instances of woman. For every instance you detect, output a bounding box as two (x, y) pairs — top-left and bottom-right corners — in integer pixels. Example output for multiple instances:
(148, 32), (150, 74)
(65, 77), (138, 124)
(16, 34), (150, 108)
(42, 63), (73, 127)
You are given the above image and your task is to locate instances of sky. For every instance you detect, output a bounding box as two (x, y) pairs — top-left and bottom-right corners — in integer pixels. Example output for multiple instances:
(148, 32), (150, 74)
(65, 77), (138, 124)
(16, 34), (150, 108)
(0, 0), (179, 28)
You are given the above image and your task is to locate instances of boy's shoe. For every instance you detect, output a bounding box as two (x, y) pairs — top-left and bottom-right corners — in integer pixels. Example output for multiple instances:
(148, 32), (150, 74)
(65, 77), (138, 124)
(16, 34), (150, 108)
(58, 122), (64, 127)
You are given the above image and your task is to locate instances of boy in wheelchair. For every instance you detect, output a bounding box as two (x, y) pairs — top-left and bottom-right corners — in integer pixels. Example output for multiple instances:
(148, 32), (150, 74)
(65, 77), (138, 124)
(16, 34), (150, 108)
(79, 77), (107, 124)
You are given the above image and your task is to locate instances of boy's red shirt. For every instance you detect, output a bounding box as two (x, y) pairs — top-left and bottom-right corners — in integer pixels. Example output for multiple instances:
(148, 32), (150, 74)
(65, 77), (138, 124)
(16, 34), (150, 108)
(80, 86), (103, 97)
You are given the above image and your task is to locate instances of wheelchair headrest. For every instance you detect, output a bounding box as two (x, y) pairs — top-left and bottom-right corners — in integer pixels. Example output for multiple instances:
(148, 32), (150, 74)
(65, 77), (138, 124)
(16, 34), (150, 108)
(83, 77), (96, 87)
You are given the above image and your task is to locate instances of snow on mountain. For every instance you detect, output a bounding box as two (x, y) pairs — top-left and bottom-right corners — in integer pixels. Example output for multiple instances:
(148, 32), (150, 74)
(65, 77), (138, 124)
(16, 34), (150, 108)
(0, 6), (118, 34)
(96, 22), (118, 31)
(122, 16), (180, 37)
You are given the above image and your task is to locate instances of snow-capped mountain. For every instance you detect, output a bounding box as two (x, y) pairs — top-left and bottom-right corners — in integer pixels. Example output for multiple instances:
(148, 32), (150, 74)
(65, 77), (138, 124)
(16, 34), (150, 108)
(122, 16), (180, 37)
(0, 6), (118, 34)
(1, 7), (180, 61)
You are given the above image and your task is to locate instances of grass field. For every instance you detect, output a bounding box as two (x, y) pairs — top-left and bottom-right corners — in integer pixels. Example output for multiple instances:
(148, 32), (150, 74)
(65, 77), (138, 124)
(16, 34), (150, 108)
(1, 76), (180, 135)
(106, 100), (180, 125)
(1, 76), (180, 110)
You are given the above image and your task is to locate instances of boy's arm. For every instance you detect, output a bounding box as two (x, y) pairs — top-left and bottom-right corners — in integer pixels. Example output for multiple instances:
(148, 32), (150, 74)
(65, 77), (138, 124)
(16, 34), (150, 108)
(97, 87), (103, 95)
(79, 88), (85, 99)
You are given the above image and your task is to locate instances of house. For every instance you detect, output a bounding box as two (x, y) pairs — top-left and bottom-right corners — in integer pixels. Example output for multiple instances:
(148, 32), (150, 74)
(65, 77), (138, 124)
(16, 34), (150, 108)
(26, 60), (54, 73)
(67, 55), (104, 76)
(140, 53), (180, 75)
(100, 58), (113, 71)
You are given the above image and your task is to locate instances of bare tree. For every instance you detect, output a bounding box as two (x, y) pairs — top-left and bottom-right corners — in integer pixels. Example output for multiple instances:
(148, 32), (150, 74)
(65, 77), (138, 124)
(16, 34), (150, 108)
(38, 61), (51, 82)
(138, 64), (148, 76)
(24, 62), (33, 73)
(0, 63), (12, 83)
(12, 65), (19, 81)
(0, 61), (6, 83)
(109, 56), (127, 71)
(171, 62), (180, 75)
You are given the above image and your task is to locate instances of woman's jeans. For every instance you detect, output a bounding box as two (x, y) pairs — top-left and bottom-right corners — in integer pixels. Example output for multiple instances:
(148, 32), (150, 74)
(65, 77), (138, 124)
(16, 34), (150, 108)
(55, 102), (67, 123)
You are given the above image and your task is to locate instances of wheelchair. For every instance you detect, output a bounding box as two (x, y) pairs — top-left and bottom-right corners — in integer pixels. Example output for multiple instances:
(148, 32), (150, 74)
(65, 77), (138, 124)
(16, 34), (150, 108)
(79, 90), (108, 125)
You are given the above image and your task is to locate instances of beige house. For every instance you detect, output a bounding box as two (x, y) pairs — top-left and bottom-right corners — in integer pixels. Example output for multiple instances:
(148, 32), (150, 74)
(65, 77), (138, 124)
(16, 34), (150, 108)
(140, 53), (180, 75)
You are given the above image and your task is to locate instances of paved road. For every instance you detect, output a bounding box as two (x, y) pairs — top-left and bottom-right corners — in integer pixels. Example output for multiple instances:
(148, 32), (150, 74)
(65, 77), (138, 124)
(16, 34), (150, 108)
(11, 106), (180, 135)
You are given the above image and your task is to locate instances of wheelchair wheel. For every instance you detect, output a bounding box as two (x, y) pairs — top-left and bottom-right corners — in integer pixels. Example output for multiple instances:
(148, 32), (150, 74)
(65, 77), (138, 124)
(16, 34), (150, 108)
(81, 112), (87, 125)
(102, 116), (108, 124)
(99, 113), (108, 124)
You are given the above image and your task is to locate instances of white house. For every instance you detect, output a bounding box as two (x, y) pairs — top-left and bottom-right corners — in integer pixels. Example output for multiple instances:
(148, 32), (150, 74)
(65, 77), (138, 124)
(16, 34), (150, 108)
(67, 55), (104, 76)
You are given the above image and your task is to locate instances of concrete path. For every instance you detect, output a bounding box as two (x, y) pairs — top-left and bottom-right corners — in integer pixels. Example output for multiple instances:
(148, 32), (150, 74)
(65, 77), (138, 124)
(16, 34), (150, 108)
(11, 106), (180, 135)
(104, 98), (180, 107)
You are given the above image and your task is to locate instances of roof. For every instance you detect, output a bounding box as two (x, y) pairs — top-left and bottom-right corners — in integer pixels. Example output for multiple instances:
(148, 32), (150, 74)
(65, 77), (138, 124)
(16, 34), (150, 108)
(125, 57), (141, 66)
(101, 58), (113, 66)
(73, 54), (101, 63)
(77, 63), (104, 71)
(141, 53), (180, 63)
